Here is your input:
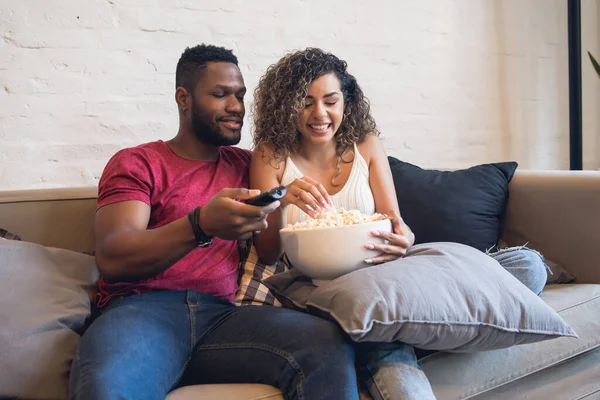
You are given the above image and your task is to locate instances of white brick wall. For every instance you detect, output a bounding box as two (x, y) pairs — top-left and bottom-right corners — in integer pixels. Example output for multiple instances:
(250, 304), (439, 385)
(0, 0), (599, 189)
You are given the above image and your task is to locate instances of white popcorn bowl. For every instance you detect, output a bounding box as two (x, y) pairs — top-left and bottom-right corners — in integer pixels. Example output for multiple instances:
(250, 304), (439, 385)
(279, 218), (393, 286)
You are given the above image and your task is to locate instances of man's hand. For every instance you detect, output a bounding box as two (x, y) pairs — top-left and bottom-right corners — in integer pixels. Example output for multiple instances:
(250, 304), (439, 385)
(199, 188), (281, 241)
(363, 210), (415, 264)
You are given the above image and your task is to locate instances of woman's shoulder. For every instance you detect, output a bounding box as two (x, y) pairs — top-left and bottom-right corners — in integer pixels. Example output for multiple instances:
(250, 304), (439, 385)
(252, 142), (285, 164)
(356, 133), (384, 163)
(251, 143), (287, 178)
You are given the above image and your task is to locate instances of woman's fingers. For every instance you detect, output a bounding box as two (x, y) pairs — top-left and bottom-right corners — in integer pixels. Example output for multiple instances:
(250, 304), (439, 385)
(369, 230), (411, 248)
(294, 179), (329, 211)
(363, 230), (411, 264)
(285, 177), (334, 217)
(302, 176), (333, 207)
(294, 190), (321, 216)
(364, 242), (408, 257)
(364, 254), (400, 265)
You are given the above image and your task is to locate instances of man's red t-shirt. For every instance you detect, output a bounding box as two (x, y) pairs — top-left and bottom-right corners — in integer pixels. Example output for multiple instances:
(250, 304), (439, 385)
(94, 140), (251, 308)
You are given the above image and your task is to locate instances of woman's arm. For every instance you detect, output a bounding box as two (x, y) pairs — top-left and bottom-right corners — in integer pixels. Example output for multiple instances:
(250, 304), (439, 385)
(249, 145), (288, 264)
(250, 144), (334, 264)
(360, 134), (400, 217)
(360, 134), (415, 263)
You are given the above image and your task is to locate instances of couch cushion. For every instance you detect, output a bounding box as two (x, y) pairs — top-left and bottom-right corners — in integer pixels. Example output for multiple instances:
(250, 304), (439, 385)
(421, 283), (600, 399)
(0, 240), (99, 399)
(388, 157), (518, 252)
(469, 347), (600, 400)
(264, 242), (576, 352)
(166, 383), (284, 400)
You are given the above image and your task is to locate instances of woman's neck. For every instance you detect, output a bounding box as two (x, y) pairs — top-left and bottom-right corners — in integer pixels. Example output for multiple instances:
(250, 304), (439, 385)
(296, 140), (338, 168)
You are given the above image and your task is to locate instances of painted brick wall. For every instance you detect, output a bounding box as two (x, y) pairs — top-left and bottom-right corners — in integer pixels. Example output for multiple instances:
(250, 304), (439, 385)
(1, 0), (599, 189)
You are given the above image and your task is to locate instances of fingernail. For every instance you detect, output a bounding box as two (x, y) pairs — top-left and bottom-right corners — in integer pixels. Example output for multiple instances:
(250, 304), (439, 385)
(322, 201), (329, 208)
(371, 231), (380, 236)
(364, 244), (374, 250)
(364, 259), (374, 264)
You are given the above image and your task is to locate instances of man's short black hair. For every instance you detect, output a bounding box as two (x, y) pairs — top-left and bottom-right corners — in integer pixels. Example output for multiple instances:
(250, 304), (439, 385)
(175, 44), (238, 92)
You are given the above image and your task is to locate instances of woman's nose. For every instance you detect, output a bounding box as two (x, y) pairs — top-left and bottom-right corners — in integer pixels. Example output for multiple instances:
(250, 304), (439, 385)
(313, 102), (327, 118)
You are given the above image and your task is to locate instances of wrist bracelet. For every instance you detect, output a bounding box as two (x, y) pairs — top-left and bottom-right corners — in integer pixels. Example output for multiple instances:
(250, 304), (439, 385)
(187, 206), (213, 248)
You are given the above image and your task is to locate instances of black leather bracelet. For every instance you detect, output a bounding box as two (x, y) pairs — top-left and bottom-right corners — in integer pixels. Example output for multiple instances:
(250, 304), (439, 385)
(187, 206), (213, 248)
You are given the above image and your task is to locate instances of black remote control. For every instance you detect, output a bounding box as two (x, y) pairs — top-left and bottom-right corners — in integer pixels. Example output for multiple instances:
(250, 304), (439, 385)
(243, 186), (287, 206)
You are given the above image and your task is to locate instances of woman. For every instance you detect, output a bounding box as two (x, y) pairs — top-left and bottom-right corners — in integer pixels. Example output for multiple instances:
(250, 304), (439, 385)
(249, 48), (547, 400)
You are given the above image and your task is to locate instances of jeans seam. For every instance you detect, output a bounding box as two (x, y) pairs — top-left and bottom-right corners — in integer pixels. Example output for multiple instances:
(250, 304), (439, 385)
(71, 347), (82, 399)
(166, 355), (193, 394)
(363, 362), (390, 400)
(193, 343), (306, 400)
(166, 302), (196, 393)
(189, 303), (197, 353)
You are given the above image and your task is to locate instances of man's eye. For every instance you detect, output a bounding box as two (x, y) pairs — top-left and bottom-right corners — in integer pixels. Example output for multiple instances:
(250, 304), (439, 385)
(212, 93), (225, 98)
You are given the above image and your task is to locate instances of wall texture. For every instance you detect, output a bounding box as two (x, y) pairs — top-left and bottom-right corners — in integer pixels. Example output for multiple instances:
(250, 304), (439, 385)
(1, 0), (599, 189)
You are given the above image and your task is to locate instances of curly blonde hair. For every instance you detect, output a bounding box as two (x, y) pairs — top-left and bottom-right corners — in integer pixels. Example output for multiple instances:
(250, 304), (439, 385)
(252, 48), (379, 166)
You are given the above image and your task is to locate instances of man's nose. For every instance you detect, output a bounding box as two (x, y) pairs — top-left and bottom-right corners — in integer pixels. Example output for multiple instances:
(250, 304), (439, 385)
(226, 95), (243, 113)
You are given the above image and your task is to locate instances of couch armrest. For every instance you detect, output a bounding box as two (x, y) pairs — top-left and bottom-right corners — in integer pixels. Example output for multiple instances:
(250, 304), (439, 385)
(502, 170), (600, 284)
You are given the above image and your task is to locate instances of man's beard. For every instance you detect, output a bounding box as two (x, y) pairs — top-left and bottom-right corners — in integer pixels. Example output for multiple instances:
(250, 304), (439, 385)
(190, 98), (241, 146)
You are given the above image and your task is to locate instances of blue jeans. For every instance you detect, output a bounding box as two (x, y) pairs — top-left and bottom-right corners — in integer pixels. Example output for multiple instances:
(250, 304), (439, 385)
(357, 247), (549, 400)
(69, 290), (359, 400)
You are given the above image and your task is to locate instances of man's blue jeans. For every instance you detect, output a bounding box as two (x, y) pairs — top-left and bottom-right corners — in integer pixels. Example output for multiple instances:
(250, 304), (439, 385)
(69, 290), (359, 400)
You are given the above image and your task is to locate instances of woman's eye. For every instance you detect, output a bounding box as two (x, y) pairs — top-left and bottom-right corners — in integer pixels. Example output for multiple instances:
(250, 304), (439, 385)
(325, 102), (338, 106)
(304, 103), (313, 109)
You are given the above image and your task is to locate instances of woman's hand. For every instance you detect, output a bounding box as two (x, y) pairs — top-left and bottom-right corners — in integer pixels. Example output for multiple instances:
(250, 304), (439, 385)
(281, 177), (334, 217)
(364, 210), (415, 264)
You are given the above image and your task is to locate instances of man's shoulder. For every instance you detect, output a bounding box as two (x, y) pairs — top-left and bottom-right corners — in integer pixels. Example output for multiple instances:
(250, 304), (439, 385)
(107, 141), (167, 168)
(112, 140), (166, 159)
(220, 146), (252, 167)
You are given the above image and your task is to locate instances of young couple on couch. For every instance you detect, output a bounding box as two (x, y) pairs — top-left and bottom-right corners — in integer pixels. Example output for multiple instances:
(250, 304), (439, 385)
(71, 44), (548, 400)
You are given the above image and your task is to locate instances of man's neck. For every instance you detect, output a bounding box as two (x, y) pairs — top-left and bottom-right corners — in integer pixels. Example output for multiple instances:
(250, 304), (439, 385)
(167, 129), (220, 161)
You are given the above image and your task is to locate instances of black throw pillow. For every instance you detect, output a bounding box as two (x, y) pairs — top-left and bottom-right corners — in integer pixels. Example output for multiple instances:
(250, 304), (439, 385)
(388, 157), (518, 252)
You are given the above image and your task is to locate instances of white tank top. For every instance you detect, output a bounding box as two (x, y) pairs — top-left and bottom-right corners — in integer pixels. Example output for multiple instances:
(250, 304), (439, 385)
(281, 143), (375, 226)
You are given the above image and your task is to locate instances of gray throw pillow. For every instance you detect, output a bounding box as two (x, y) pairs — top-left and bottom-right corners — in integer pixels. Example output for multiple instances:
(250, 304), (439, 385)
(0, 240), (99, 399)
(263, 242), (576, 352)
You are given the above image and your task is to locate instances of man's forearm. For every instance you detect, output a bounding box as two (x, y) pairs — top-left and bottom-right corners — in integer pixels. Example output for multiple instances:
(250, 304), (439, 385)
(96, 216), (197, 281)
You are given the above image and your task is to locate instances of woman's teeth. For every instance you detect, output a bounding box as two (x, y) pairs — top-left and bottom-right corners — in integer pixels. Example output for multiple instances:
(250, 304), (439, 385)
(310, 124), (329, 130)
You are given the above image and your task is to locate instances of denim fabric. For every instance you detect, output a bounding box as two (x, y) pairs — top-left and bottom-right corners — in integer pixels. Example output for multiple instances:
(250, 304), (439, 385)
(356, 342), (435, 400)
(358, 247), (548, 400)
(69, 290), (359, 400)
(487, 246), (549, 295)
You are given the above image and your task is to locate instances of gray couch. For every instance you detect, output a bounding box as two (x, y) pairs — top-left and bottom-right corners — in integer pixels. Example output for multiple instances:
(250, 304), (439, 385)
(0, 169), (599, 400)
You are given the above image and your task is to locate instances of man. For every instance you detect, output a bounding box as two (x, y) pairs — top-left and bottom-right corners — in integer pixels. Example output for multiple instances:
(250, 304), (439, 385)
(69, 44), (359, 400)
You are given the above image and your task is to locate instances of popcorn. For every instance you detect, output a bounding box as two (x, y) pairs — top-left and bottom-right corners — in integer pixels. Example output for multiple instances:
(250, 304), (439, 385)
(286, 208), (388, 230)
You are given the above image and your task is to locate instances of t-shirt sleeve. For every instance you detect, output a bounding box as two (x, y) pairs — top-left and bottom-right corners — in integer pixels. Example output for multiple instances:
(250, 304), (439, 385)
(97, 148), (153, 210)
(238, 148), (252, 168)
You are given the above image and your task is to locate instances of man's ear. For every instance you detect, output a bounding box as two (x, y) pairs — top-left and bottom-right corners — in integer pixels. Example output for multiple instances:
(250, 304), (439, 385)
(175, 87), (190, 113)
